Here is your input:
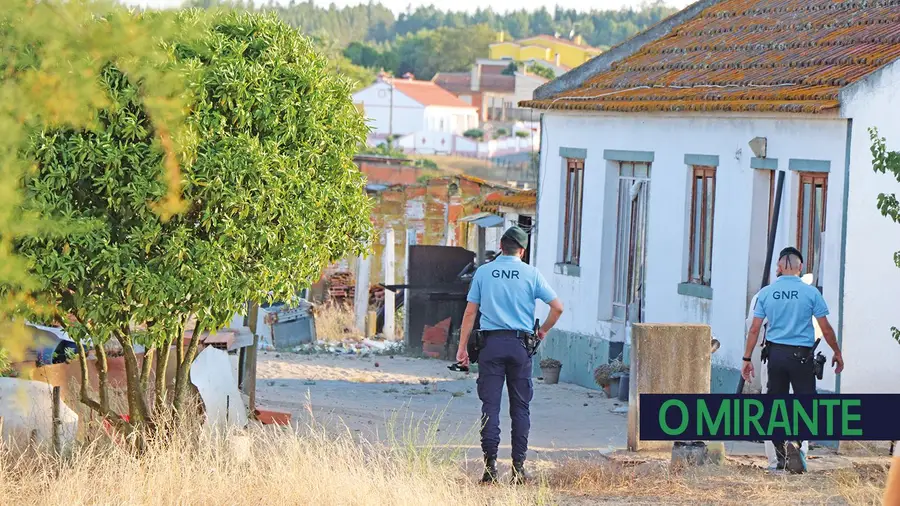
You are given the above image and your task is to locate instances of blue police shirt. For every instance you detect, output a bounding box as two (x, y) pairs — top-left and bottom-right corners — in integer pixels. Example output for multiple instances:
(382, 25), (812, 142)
(466, 255), (557, 333)
(753, 275), (829, 347)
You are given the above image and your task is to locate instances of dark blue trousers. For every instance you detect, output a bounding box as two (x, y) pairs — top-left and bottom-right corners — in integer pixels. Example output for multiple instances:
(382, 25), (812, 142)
(477, 334), (533, 462)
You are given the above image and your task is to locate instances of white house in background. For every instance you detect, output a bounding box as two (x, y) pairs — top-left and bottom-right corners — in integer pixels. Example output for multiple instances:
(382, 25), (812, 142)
(353, 73), (478, 141)
(521, 0), (900, 394)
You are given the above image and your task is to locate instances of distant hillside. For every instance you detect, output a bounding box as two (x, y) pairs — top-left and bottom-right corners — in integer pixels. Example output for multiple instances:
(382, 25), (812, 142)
(181, 1), (678, 86)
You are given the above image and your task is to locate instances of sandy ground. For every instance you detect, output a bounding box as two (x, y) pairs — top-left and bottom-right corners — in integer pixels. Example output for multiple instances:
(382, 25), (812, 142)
(255, 351), (627, 462)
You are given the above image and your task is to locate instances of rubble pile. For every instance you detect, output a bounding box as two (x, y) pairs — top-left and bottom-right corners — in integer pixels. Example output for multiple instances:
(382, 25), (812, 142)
(292, 338), (403, 356)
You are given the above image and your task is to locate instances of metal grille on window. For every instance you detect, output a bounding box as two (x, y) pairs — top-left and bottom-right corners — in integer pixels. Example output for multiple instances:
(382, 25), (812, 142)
(613, 162), (650, 323)
(562, 158), (584, 265)
(688, 166), (716, 286)
(797, 173), (827, 286)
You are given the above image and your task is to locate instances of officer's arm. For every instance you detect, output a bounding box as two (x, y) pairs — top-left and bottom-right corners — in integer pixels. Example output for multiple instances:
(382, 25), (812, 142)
(539, 298), (564, 337)
(816, 316), (841, 355)
(458, 302), (479, 352)
(742, 317), (764, 360)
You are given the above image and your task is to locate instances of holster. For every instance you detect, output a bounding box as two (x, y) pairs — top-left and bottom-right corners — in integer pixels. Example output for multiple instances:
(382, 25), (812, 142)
(760, 339), (770, 364)
(522, 333), (538, 357)
(468, 330), (484, 364)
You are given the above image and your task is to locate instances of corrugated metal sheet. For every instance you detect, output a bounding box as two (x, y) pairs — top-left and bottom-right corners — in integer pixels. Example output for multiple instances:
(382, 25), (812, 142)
(521, 0), (900, 113)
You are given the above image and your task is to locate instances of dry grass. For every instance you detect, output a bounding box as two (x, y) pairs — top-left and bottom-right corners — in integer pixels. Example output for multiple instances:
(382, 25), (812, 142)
(312, 302), (361, 342)
(0, 419), (545, 506)
(546, 457), (887, 505)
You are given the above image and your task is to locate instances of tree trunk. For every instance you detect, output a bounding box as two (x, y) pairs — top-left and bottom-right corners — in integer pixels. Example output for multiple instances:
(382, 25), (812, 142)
(117, 330), (150, 425)
(75, 338), (126, 430)
(140, 347), (155, 396)
(173, 320), (203, 412)
(154, 336), (172, 413)
(94, 343), (110, 413)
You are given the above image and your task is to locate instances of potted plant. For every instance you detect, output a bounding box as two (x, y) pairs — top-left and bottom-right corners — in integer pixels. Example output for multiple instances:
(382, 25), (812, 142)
(594, 359), (629, 398)
(539, 358), (562, 384)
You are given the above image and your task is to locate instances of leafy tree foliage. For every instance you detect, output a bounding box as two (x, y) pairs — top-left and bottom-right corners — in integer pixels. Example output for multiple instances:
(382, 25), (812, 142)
(869, 127), (900, 345)
(19, 10), (373, 433)
(0, 0), (188, 370)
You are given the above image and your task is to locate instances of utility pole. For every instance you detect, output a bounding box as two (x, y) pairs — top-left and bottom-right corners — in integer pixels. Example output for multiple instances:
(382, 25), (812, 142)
(388, 75), (394, 147)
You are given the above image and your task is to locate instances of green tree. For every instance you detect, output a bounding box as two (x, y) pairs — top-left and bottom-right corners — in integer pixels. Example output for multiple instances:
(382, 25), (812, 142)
(19, 10), (373, 434)
(0, 0), (188, 370)
(869, 127), (900, 345)
(526, 62), (556, 80)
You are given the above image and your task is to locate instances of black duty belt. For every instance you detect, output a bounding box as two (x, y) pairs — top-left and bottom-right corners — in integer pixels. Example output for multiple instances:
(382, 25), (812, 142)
(767, 342), (813, 352)
(483, 329), (533, 340)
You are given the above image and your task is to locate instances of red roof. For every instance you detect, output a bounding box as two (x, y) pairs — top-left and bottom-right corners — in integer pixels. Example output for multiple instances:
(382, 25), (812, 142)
(390, 78), (475, 109)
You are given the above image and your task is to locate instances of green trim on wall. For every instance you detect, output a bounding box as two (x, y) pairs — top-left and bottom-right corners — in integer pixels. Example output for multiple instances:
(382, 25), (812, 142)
(603, 149), (654, 163)
(677, 282), (713, 300)
(788, 158), (831, 173)
(750, 157), (778, 170)
(559, 147), (587, 159)
(684, 154), (719, 167)
(836, 119), (852, 394)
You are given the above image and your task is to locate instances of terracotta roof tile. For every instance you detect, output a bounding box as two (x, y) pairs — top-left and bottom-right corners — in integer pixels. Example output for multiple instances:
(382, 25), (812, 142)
(484, 189), (537, 210)
(521, 0), (900, 113)
(390, 79), (476, 108)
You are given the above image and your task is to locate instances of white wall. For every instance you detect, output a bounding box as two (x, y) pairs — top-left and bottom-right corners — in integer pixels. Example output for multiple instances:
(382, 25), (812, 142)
(423, 106), (477, 134)
(839, 60), (900, 393)
(352, 81), (424, 136)
(535, 112), (849, 388)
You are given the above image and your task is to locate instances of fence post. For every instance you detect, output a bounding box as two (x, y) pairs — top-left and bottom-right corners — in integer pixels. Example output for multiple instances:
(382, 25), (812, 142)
(52, 386), (61, 455)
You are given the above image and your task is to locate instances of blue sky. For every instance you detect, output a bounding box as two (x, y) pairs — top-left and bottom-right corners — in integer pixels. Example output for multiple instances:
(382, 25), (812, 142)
(126, 0), (692, 14)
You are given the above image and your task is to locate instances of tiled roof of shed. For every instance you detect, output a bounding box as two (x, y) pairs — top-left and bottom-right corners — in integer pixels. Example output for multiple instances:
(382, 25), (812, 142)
(483, 190), (537, 210)
(521, 0), (900, 113)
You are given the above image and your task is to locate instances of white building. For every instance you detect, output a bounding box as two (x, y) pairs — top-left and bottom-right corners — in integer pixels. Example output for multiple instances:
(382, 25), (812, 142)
(353, 74), (478, 141)
(521, 0), (900, 394)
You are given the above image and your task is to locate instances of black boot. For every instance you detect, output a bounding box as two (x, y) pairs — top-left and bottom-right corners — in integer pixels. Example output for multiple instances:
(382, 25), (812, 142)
(511, 460), (528, 485)
(784, 442), (806, 474)
(481, 455), (498, 484)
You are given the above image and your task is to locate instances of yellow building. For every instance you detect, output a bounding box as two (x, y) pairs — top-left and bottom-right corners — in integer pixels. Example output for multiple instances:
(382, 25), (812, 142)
(488, 32), (602, 70)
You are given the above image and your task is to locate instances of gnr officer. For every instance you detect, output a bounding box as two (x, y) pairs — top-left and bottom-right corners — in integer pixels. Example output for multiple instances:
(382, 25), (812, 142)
(742, 246), (844, 473)
(456, 226), (563, 484)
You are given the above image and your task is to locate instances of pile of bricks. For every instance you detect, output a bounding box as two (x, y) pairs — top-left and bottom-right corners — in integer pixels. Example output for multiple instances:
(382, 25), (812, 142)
(328, 271), (356, 302)
(422, 318), (451, 358)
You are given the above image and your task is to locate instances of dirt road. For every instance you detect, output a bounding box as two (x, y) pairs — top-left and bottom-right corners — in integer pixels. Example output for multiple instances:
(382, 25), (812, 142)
(255, 351), (627, 462)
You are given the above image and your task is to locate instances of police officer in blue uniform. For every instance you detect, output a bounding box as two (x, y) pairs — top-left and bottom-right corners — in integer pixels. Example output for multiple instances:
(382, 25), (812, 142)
(456, 226), (564, 484)
(742, 246), (844, 472)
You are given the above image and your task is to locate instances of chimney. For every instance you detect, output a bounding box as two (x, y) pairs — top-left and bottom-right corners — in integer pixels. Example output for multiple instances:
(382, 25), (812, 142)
(555, 53), (561, 67)
(574, 34), (583, 46)
(497, 31), (505, 43)
(553, 32), (559, 38)
(471, 63), (481, 92)
(402, 72), (414, 80)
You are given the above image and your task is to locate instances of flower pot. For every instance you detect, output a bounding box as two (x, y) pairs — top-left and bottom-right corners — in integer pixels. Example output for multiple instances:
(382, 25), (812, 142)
(608, 378), (620, 399)
(617, 373), (630, 402)
(541, 365), (561, 384)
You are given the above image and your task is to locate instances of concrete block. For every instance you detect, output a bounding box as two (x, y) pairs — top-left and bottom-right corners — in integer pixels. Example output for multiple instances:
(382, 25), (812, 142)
(627, 323), (711, 452)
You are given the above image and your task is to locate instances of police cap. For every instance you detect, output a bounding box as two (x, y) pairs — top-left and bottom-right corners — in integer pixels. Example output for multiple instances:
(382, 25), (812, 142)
(778, 246), (803, 264)
(501, 226), (529, 250)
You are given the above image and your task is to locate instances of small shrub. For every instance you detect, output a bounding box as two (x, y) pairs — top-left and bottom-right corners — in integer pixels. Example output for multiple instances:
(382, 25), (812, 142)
(463, 128), (484, 141)
(495, 128), (508, 138)
(540, 358), (561, 369)
(594, 358), (629, 387)
(515, 130), (530, 138)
